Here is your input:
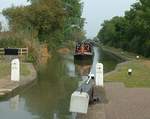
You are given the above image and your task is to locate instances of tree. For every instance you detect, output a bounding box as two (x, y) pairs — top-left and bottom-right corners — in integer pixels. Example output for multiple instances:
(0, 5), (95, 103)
(3, 0), (84, 46)
(97, 0), (150, 57)
(0, 22), (2, 32)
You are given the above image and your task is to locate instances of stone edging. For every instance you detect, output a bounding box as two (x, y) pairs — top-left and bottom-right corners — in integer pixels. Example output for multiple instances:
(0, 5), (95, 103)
(104, 61), (130, 77)
(0, 63), (37, 99)
(101, 46), (131, 78)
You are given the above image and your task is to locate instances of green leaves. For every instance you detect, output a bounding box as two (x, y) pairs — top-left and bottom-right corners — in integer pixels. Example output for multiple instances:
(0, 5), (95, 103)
(0, 22), (2, 31)
(2, 0), (84, 46)
(98, 0), (150, 57)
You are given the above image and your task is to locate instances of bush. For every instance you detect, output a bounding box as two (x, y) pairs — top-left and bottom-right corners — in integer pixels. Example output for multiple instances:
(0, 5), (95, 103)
(0, 34), (25, 48)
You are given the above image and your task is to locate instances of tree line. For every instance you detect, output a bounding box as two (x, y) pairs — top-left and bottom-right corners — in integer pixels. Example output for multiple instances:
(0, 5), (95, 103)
(97, 0), (150, 57)
(2, 0), (84, 49)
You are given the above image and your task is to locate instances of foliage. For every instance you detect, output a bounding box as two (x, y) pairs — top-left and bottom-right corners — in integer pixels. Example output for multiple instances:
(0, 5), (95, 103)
(2, 0), (84, 49)
(0, 22), (2, 32)
(0, 32), (25, 48)
(98, 0), (150, 57)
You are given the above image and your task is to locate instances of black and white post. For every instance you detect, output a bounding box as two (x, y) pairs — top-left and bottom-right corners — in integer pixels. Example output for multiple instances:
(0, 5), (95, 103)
(96, 63), (104, 87)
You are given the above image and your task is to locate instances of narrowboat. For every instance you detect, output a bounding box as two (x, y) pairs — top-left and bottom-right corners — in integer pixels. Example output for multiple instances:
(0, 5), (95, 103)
(74, 41), (94, 59)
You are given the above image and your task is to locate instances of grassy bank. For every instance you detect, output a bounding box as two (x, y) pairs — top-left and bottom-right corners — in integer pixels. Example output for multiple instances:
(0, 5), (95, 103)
(103, 46), (150, 87)
(101, 45), (142, 60)
(0, 60), (31, 79)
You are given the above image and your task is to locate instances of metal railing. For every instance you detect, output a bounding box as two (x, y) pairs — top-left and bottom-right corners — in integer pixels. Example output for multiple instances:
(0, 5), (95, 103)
(0, 48), (28, 56)
(18, 48), (28, 56)
(0, 48), (5, 55)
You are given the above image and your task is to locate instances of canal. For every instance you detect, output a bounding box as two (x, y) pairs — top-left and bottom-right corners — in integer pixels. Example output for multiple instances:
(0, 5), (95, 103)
(0, 47), (122, 119)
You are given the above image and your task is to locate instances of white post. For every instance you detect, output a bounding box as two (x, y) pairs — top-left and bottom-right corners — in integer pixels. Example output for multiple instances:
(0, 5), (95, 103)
(11, 59), (20, 82)
(128, 68), (132, 76)
(70, 91), (89, 114)
(136, 56), (139, 59)
(96, 63), (103, 87)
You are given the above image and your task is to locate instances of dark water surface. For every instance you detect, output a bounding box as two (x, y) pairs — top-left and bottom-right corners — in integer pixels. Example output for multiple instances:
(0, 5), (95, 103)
(0, 47), (122, 119)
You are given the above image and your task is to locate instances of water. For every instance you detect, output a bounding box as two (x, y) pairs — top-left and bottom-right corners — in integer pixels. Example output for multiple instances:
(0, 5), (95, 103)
(0, 47), (122, 119)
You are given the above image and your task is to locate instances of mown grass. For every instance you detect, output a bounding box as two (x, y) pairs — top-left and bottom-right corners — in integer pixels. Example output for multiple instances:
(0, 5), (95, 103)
(20, 63), (31, 76)
(0, 60), (31, 79)
(0, 61), (10, 79)
(105, 60), (150, 87)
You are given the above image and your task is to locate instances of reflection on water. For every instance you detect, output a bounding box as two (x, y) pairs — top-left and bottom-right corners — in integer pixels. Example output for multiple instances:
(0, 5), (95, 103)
(21, 54), (78, 119)
(99, 48), (123, 73)
(90, 47), (100, 74)
(0, 47), (122, 119)
(74, 59), (92, 76)
(9, 95), (20, 111)
(75, 64), (91, 76)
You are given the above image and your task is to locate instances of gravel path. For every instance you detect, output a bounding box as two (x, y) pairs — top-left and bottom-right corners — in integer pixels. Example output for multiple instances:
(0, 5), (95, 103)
(78, 82), (150, 119)
(104, 82), (150, 119)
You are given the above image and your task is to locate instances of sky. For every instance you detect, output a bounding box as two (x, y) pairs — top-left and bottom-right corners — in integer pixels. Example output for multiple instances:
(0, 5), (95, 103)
(0, 0), (137, 36)
(0, 0), (30, 31)
(0, 0), (30, 12)
(82, 0), (137, 38)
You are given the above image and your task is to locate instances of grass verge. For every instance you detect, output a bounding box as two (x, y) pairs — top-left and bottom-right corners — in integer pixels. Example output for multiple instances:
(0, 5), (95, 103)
(0, 61), (10, 79)
(103, 46), (150, 87)
(0, 60), (31, 79)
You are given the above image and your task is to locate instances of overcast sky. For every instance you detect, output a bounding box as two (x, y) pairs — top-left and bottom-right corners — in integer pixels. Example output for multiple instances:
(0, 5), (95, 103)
(0, 0), (30, 12)
(82, 0), (137, 38)
(0, 0), (137, 36)
(0, 0), (30, 31)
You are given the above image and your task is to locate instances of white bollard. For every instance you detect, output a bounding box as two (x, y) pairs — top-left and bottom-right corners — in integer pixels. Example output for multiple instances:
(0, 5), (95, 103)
(96, 63), (103, 87)
(70, 91), (89, 114)
(128, 68), (132, 76)
(136, 56), (139, 59)
(11, 59), (20, 82)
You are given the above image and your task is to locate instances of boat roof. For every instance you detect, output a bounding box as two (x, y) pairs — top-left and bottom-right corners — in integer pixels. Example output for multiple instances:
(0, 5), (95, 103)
(76, 40), (93, 44)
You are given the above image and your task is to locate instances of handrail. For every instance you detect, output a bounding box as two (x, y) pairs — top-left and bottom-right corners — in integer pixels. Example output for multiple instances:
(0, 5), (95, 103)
(0, 48), (28, 56)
